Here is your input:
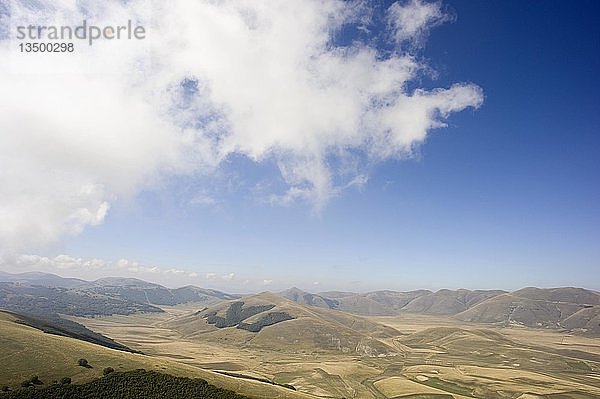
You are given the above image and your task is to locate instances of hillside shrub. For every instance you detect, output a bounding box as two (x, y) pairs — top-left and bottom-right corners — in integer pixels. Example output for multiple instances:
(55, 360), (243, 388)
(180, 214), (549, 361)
(4, 370), (251, 398)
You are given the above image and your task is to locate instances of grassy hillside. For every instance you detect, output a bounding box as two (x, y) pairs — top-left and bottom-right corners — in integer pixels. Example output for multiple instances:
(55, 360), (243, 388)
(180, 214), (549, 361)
(165, 293), (401, 356)
(561, 306), (600, 335)
(0, 311), (316, 399)
(279, 288), (338, 309)
(303, 289), (505, 316)
(401, 289), (506, 315)
(2, 311), (134, 352)
(512, 287), (600, 305)
(455, 288), (600, 335)
(0, 272), (87, 288)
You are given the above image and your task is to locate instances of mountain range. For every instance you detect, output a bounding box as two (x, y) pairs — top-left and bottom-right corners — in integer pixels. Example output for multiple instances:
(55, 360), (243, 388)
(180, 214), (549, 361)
(1, 271), (598, 336)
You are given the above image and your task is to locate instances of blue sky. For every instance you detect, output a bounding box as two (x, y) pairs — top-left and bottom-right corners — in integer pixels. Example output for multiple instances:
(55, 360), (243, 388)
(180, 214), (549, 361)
(1, 0), (598, 292)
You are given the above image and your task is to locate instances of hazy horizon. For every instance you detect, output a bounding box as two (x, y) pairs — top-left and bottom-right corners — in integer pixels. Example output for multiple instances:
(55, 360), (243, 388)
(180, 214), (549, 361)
(1, 268), (599, 295)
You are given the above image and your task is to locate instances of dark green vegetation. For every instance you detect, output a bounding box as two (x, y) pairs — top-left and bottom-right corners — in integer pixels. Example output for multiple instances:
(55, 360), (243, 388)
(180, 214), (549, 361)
(237, 311), (294, 332)
(18, 376), (41, 388)
(0, 370), (250, 399)
(204, 301), (279, 328)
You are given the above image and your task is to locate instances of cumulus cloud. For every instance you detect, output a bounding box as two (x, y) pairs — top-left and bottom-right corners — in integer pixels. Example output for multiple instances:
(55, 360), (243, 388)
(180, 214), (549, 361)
(0, 0), (482, 254)
(205, 273), (217, 280)
(386, 0), (449, 47)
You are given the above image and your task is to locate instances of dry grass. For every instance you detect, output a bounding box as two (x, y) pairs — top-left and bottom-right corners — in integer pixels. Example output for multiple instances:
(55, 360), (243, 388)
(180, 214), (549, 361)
(71, 306), (600, 399)
(0, 311), (317, 399)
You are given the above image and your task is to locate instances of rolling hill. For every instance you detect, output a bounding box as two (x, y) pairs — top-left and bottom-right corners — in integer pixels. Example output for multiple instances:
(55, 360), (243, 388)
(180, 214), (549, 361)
(279, 288), (338, 309)
(280, 286), (600, 335)
(400, 289), (507, 315)
(3, 271), (598, 336)
(294, 288), (505, 316)
(0, 272), (238, 307)
(0, 271), (88, 288)
(0, 310), (316, 398)
(164, 292), (401, 356)
(455, 287), (600, 335)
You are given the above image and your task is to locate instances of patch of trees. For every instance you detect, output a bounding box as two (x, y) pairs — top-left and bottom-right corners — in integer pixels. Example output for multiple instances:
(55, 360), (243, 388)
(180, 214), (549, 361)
(205, 302), (275, 328)
(237, 312), (294, 332)
(1, 369), (251, 399)
(19, 376), (41, 388)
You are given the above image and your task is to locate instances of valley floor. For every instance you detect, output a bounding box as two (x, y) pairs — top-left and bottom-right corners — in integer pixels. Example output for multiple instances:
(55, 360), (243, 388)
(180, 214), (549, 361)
(75, 306), (600, 399)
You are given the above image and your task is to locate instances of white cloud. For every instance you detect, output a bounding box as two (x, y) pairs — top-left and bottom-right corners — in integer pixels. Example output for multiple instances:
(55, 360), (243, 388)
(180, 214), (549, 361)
(386, 0), (448, 47)
(205, 273), (217, 280)
(165, 268), (186, 275)
(0, 0), (482, 255)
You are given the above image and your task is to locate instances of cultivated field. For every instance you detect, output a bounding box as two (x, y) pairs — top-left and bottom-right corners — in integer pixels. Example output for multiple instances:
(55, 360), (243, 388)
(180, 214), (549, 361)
(76, 304), (600, 398)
